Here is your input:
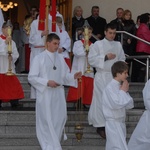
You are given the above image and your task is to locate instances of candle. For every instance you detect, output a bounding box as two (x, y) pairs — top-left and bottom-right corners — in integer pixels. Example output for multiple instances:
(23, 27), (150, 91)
(7, 26), (12, 53)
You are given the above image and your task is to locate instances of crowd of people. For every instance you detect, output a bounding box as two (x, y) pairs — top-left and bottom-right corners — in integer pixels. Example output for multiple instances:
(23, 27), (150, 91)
(0, 3), (150, 150)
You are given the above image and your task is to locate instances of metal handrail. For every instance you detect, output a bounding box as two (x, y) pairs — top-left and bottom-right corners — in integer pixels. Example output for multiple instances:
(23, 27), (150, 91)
(91, 31), (150, 81)
(116, 30), (150, 45)
(126, 55), (150, 81)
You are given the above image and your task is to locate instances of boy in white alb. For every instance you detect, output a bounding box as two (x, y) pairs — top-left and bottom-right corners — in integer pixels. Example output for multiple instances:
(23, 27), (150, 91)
(128, 79), (150, 150)
(0, 22), (24, 108)
(67, 27), (94, 105)
(28, 33), (81, 150)
(102, 61), (134, 150)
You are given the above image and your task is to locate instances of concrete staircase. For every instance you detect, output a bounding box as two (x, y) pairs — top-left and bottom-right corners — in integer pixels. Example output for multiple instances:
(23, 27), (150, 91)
(0, 74), (145, 150)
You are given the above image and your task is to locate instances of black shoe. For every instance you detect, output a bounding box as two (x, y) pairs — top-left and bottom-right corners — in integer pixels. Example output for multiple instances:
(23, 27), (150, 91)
(96, 127), (106, 139)
(21, 71), (29, 73)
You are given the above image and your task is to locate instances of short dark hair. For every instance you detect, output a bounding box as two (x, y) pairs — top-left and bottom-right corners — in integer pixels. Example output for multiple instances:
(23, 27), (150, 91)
(111, 61), (128, 77)
(105, 23), (116, 31)
(46, 33), (60, 42)
(140, 13), (149, 24)
(91, 6), (99, 12)
(2, 22), (13, 28)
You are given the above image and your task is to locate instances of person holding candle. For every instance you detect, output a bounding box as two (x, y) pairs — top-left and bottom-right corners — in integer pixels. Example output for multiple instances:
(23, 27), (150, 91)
(0, 22), (24, 108)
(67, 26), (94, 106)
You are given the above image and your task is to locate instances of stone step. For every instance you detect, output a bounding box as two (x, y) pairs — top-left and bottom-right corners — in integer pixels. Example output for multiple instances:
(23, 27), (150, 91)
(0, 109), (143, 147)
(129, 82), (145, 90)
(17, 97), (145, 109)
(0, 109), (143, 122)
(0, 110), (143, 135)
(0, 146), (105, 150)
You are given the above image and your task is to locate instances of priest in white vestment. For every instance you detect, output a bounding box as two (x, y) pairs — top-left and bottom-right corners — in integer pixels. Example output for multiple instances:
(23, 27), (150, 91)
(88, 23), (125, 138)
(102, 61), (134, 150)
(28, 33), (81, 150)
(128, 79), (150, 150)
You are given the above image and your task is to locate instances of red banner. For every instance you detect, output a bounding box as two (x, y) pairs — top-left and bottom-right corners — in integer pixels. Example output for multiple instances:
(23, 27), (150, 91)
(38, 0), (46, 31)
(51, 0), (56, 32)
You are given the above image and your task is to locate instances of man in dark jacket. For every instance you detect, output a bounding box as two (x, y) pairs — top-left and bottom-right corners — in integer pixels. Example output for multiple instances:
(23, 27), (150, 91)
(110, 8), (124, 41)
(86, 6), (107, 43)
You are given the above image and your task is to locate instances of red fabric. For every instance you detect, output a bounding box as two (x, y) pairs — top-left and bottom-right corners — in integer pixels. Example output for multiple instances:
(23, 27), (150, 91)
(0, 74), (24, 102)
(25, 44), (31, 71)
(136, 23), (150, 54)
(0, 35), (6, 40)
(81, 39), (92, 46)
(64, 58), (71, 71)
(51, 0), (56, 32)
(67, 76), (93, 105)
(38, 0), (46, 31)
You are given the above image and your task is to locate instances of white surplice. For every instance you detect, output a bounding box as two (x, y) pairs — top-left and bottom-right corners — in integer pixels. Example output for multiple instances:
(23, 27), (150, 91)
(102, 79), (134, 150)
(0, 37), (19, 73)
(88, 38), (125, 127)
(59, 30), (71, 59)
(128, 80), (150, 150)
(28, 50), (77, 150)
(71, 40), (94, 78)
(29, 16), (60, 99)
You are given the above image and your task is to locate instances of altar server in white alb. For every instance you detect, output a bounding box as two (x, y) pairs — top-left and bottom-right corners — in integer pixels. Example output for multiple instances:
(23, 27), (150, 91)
(56, 16), (71, 69)
(102, 61), (134, 150)
(28, 33), (81, 150)
(128, 79), (150, 150)
(88, 23), (125, 138)
(29, 14), (60, 99)
(67, 26), (94, 105)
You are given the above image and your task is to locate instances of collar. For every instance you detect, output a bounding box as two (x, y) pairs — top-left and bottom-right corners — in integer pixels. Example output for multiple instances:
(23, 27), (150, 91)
(81, 39), (92, 45)
(0, 35), (6, 40)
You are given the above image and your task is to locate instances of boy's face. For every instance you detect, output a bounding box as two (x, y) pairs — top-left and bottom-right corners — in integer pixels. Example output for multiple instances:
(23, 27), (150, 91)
(2, 27), (10, 37)
(47, 39), (60, 53)
(105, 28), (116, 41)
(116, 70), (128, 82)
(57, 22), (62, 30)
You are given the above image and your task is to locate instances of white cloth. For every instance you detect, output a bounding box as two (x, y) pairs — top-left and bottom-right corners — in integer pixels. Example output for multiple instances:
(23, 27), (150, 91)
(29, 16), (60, 99)
(88, 38), (125, 127)
(102, 79), (134, 150)
(71, 40), (94, 78)
(128, 80), (150, 150)
(0, 37), (19, 73)
(59, 30), (71, 59)
(28, 50), (77, 150)
(0, 9), (4, 35)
